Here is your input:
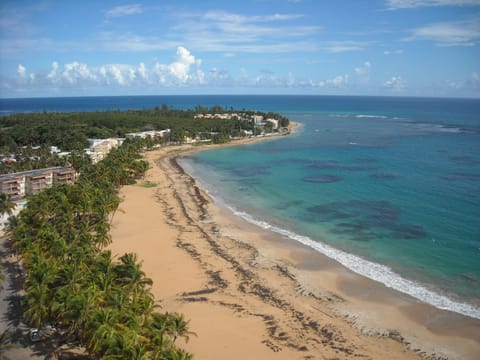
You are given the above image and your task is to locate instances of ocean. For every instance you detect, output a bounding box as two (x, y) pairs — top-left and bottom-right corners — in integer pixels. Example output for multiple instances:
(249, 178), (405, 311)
(2, 95), (479, 319)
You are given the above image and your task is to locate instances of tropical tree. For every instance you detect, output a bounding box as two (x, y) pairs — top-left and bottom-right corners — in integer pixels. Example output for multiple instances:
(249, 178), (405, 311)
(0, 329), (16, 360)
(114, 253), (153, 301)
(0, 193), (15, 222)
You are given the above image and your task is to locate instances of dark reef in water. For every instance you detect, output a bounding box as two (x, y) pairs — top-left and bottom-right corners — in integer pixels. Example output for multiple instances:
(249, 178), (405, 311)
(231, 164), (271, 177)
(449, 155), (480, 166)
(304, 160), (381, 172)
(440, 173), (480, 181)
(302, 175), (343, 183)
(307, 200), (427, 242)
(370, 173), (400, 179)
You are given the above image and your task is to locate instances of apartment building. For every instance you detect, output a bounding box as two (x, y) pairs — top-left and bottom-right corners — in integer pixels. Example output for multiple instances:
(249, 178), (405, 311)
(0, 167), (77, 199)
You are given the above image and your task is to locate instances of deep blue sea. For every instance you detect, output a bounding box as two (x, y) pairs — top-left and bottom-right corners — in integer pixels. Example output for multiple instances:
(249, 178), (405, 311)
(2, 95), (479, 319)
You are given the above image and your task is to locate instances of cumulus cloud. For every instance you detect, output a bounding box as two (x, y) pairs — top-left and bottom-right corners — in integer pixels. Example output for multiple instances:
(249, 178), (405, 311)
(17, 64), (27, 78)
(47, 61), (59, 81)
(169, 46), (196, 82)
(355, 61), (371, 77)
(10, 47), (205, 90)
(315, 74), (350, 89)
(62, 61), (97, 84)
(384, 76), (407, 90)
(105, 4), (143, 18)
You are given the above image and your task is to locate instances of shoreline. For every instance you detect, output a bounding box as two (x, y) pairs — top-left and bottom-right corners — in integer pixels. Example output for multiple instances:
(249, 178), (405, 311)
(110, 133), (480, 359)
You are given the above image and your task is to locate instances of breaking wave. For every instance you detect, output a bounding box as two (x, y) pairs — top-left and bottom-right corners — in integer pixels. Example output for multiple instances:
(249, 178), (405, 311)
(225, 205), (480, 320)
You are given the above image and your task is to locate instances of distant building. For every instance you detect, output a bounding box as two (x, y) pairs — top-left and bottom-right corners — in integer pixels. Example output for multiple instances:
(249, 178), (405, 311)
(266, 118), (279, 129)
(0, 167), (77, 199)
(252, 115), (264, 125)
(124, 129), (170, 139)
(87, 137), (125, 163)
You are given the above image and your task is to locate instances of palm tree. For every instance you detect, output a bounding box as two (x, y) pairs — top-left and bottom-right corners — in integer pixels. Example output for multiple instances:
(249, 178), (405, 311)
(0, 329), (16, 360)
(166, 313), (196, 344)
(114, 253), (153, 300)
(162, 347), (194, 360)
(0, 193), (15, 224)
(23, 284), (51, 328)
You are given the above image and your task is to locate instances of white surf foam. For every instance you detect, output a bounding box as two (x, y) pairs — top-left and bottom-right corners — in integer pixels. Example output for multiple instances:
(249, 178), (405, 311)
(227, 206), (480, 320)
(179, 157), (480, 320)
(355, 114), (389, 119)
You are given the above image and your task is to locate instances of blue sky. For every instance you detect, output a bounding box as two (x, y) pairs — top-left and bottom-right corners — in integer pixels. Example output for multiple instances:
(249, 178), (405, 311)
(1, 0), (479, 98)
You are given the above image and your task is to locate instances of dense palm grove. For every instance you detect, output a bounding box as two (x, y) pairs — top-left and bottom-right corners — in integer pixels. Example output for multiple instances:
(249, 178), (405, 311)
(6, 141), (195, 359)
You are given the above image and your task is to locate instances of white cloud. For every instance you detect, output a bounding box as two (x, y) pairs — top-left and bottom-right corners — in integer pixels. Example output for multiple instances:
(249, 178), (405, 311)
(17, 64), (26, 78)
(322, 41), (370, 53)
(384, 76), (407, 90)
(404, 18), (480, 46)
(105, 4), (143, 18)
(11, 47), (206, 89)
(137, 62), (147, 80)
(97, 32), (177, 53)
(328, 74), (349, 87)
(99, 64), (130, 85)
(386, 0), (480, 9)
(316, 74), (350, 88)
(61, 61), (97, 84)
(202, 11), (304, 23)
(169, 46), (196, 82)
(384, 49), (404, 55)
(172, 10), (322, 54)
(47, 61), (59, 80)
(355, 61), (371, 77)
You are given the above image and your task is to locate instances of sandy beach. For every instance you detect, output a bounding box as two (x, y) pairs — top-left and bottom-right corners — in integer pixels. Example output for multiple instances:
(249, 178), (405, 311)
(110, 134), (480, 359)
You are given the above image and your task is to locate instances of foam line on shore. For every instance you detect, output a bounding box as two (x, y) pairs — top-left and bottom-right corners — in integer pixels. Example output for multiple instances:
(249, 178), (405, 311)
(222, 204), (480, 320)
(179, 154), (480, 321)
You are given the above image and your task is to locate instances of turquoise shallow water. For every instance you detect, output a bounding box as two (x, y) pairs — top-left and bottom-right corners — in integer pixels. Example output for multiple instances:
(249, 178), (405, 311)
(179, 97), (480, 319)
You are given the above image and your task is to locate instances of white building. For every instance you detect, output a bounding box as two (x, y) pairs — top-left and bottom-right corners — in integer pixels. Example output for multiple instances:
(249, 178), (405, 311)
(87, 138), (125, 163)
(266, 118), (279, 129)
(252, 115), (264, 125)
(124, 129), (170, 139)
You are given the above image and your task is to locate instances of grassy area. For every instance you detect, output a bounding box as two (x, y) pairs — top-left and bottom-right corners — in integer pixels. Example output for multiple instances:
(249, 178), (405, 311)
(139, 181), (158, 188)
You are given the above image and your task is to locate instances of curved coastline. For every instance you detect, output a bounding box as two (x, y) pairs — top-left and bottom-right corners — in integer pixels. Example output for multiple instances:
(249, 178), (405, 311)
(220, 206), (480, 321)
(110, 131), (480, 360)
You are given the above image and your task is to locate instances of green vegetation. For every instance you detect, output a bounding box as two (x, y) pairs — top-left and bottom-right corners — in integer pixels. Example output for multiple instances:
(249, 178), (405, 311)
(0, 105), (289, 174)
(0, 193), (15, 219)
(140, 181), (158, 188)
(0, 105), (290, 358)
(6, 141), (194, 359)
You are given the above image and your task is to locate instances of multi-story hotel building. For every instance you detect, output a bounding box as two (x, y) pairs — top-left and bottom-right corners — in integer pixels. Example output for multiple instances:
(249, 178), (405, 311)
(0, 167), (77, 200)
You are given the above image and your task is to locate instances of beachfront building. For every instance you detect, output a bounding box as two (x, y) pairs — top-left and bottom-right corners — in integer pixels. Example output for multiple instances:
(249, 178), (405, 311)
(252, 115), (264, 125)
(0, 167), (77, 199)
(125, 129), (171, 139)
(266, 118), (279, 129)
(88, 138), (125, 163)
(0, 173), (25, 199)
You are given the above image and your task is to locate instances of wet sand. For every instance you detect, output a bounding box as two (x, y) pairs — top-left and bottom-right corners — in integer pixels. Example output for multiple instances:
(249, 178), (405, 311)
(110, 135), (480, 359)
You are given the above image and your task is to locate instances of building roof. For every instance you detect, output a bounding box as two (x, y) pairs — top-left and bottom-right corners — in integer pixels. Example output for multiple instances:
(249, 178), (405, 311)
(0, 167), (74, 182)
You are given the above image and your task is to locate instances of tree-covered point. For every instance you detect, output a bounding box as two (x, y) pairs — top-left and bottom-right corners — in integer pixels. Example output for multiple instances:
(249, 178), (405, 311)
(0, 105), (289, 152)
